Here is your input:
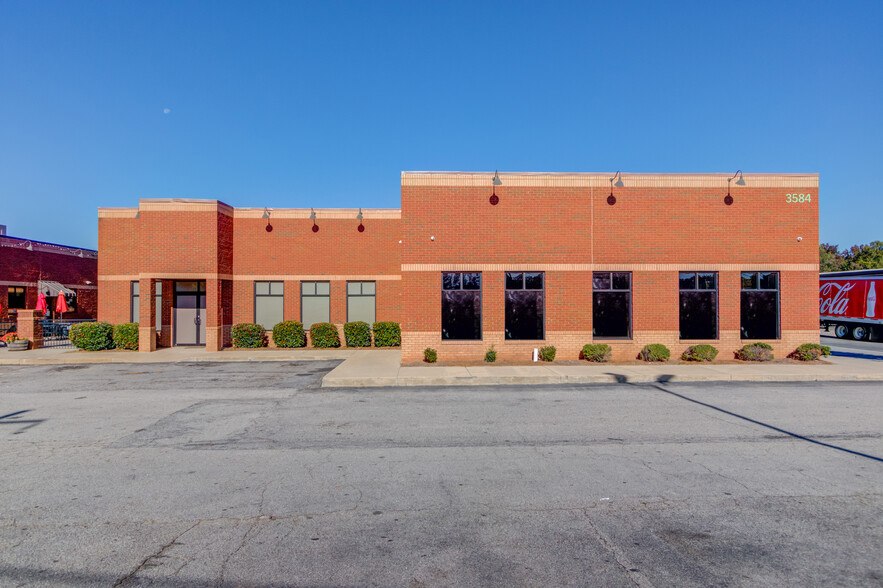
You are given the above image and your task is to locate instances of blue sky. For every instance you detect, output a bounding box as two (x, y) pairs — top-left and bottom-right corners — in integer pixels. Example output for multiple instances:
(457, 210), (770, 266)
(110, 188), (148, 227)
(2, 0), (881, 250)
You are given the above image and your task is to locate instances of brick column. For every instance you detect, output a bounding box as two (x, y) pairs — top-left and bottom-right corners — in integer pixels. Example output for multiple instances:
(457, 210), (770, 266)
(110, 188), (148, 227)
(16, 310), (43, 349)
(159, 279), (173, 347)
(205, 278), (223, 351)
(138, 278), (157, 352)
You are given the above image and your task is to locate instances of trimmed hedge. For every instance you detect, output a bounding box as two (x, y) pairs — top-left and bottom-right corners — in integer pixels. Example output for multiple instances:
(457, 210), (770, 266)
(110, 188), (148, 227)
(344, 321), (372, 347)
(581, 343), (611, 362)
(112, 323), (139, 350)
(272, 320), (306, 348)
(639, 343), (670, 362)
(681, 344), (719, 362)
(424, 347), (438, 363)
(232, 323), (267, 348)
(372, 321), (401, 347)
(485, 346), (497, 363)
(789, 343), (831, 361)
(738, 342), (773, 362)
(310, 323), (341, 348)
(70, 322), (114, 351)
(539, 346), (556, 362)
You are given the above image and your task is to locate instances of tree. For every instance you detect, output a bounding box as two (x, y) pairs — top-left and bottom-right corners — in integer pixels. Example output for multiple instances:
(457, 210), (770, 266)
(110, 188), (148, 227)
(820, 241), (883, 272)
(846, 241), (883, 270)
(819, 243), (846, 272)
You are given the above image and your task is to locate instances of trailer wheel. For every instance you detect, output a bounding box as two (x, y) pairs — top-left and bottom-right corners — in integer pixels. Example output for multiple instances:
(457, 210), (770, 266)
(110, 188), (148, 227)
(852, 325), (869, 340)
(834, 324), (850, 338)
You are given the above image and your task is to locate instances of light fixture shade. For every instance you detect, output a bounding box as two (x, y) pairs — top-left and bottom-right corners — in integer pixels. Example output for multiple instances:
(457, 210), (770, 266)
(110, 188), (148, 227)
(357, 208), (363, 220)
(262, 208), (270, 219)
(26, 243), (34, 251)
(735, 175), (746, 186)
(492, 170), (502, 186)
(614, 178), (624, 188)
(310, 208), (317, 220)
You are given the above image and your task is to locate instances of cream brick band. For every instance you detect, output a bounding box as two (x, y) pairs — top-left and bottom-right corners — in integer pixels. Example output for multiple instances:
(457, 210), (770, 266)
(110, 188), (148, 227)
(233, 208), (400, 220)
(232, 275), (401, 281)
(402, 263), (819, 272)
(100, 274), (400, 281)
(403, 171), (819, 189)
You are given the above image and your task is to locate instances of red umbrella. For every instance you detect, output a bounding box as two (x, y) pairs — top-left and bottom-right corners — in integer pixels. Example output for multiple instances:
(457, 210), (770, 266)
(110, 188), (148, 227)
(35, 292), (48, 313)
(56, 293), (69, 318)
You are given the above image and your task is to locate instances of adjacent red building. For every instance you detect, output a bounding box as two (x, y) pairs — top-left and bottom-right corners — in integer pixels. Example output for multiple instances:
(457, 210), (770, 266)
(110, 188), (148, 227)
(98, 171), (819, 361)
(1, 231), (97, 321)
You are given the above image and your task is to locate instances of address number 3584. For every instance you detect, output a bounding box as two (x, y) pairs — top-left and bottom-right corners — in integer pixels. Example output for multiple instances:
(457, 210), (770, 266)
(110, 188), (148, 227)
(786, 193), (812, 203)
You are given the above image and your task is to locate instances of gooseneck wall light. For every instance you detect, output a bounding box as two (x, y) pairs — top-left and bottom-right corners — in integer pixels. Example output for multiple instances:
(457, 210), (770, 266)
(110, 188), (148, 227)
(608, 171), (624, 205)
(310, 208), (319, 232)
(490, 170), (502, 205)
(725, 170), (745, 205)
(262, 207), (273, 232)
(357, 208), (365, 232)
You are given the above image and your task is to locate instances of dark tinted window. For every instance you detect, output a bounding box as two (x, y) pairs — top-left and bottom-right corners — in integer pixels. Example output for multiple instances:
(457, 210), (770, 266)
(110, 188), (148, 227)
(741, 272), (779, 339)
(8, 286), (26, 309)
(505, 272), (544, 340)
(593, 272), (631, 338)
(680, 272), (717, 339)
(442, 272), (482, 340)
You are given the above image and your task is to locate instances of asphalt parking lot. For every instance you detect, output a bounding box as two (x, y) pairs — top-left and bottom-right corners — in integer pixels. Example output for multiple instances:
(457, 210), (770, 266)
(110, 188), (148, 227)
(0, 361), (881, 587)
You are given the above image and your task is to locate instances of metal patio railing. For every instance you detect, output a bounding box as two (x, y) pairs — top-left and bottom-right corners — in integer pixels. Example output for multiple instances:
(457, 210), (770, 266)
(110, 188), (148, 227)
(38, 318), (96, 349)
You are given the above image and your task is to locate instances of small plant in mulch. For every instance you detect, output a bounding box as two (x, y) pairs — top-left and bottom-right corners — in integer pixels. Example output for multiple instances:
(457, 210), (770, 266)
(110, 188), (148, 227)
(581, 343), (611, 362)
(310, 323), (341, 348)
(681, 344), (719, 362)
(424, 347), (437, 363)
(638, 344), (670, 362)
(737, 342), (773, 362)
(788, 343), (831, 361)
(484, 346), (497, 363)
(112, 323), (139, 350)
(232, 323), (267, 348)
(538, 346), (556, 362)
(372, 322), (401, 347)
(272, 320), (306, 348)
(343, 321), (372, 347)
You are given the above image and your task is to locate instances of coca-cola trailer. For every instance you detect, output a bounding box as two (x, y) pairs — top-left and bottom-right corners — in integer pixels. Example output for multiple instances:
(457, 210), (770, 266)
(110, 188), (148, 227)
(820, 269), (881, 341)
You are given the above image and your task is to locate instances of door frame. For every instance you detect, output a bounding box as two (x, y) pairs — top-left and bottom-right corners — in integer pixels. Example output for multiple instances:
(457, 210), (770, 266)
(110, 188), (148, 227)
(173, 280), (207, 346)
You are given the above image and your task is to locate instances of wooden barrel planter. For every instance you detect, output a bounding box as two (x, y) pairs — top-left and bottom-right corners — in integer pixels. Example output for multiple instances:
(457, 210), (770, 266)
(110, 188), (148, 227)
(6, 339), (30, 351)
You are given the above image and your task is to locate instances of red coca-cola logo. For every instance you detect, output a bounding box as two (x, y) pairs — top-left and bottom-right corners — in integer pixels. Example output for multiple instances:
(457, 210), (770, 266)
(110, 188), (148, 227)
(819, 282), (855, 315)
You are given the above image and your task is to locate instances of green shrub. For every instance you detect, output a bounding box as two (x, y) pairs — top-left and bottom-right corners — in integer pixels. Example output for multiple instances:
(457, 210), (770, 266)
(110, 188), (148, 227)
(639, 344), (670, 362)
(373, 321), (401, 347)
(581, 343), (611, 362)
(272, 320), (306, 348)
(70, 322), (114, 351)
(738, 342), (773, 362)
(485, 346), (497, 363)
(310, 323), (341, 348)
(112, 323), (139, 350)
(539, 346), (556, 362)
(789, 343), (831, 361)
(681, 344), (719, 362)
(343, 321), (372, 347)
(232, 323), (267, 348)
(424, 347), (437, 363)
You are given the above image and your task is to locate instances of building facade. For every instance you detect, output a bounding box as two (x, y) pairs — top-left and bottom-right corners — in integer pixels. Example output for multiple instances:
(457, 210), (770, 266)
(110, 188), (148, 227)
(98, 171), (819, 360)
(1, 233), (98, 321)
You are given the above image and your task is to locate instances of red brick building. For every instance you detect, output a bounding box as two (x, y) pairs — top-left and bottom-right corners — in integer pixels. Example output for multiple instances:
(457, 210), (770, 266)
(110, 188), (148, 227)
(98, 171), (819, 361)
(1, 232), (98, 321)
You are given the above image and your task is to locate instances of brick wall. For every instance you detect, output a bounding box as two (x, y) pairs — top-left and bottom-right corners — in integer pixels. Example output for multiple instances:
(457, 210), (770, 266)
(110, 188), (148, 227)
(1, 235), (97, 320)
(400, 172), (819, 362)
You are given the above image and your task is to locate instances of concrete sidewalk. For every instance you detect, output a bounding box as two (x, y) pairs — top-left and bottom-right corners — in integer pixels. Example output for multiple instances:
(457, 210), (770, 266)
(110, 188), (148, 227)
(0, 345), (361, 365)
(2, 345), (881, 386)
(320, 350), (883, 387)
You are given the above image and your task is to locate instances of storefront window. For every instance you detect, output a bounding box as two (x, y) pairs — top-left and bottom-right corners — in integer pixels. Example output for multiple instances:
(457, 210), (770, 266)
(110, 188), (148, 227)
(741, 272), (779, 339)
(255, 281), (284, 330)
(593, 272), (631, 338)
(505, 272), (544, 340)
(347, 282), (376, 324)
(679, 272), (718, 339)
(442, 272), (482, 340)
(8, 287), (26, 309)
